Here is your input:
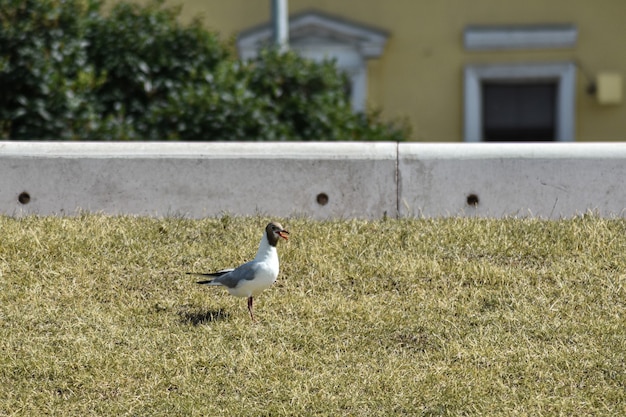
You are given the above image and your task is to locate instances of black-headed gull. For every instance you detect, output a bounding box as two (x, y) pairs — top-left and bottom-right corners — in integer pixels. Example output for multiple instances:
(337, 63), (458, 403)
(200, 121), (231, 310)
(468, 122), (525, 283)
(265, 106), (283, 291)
(190, 222), (289, 321)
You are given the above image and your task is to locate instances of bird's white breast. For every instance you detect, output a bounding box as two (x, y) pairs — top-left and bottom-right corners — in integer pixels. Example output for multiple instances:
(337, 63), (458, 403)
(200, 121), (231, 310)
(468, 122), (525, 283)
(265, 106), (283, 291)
(227, 261), (278, 298)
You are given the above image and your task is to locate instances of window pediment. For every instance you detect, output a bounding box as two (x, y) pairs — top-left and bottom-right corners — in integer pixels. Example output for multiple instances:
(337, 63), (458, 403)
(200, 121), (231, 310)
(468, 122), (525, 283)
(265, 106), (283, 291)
(464, 24), (578, 51)
(237, 10), (389, 59)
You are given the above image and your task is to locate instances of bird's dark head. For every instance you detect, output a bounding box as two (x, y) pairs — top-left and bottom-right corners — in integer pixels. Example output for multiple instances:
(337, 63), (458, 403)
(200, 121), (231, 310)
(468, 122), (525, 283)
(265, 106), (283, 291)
(266, 222), (289, 246)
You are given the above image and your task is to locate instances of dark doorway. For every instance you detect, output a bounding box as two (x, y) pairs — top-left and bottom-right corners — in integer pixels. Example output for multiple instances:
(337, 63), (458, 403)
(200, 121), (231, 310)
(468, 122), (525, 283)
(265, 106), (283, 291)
(482, 81), (557, 141)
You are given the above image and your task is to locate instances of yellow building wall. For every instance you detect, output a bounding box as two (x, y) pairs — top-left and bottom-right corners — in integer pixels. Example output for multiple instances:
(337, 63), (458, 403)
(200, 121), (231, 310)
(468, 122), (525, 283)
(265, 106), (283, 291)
(136, 0), (626, 141)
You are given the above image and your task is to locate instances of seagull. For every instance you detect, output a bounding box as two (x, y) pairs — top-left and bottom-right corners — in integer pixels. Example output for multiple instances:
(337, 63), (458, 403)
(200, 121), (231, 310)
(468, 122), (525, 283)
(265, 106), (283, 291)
(189, 222), (289, 321)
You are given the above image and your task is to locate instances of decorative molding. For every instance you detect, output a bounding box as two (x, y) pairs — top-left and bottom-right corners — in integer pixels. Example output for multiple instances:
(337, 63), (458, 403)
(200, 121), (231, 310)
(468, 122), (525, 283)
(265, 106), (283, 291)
(237, 10), (389, 59)
(464, 24), (578, 51)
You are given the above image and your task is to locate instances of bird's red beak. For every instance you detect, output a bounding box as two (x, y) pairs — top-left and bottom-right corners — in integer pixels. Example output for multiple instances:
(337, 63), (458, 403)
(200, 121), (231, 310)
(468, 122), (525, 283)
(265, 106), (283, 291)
(278, 230), (289, 240)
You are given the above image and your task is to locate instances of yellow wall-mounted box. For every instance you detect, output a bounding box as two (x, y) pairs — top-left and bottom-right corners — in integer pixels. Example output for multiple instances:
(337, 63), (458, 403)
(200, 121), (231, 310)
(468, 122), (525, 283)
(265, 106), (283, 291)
(596, 72), (623, 105)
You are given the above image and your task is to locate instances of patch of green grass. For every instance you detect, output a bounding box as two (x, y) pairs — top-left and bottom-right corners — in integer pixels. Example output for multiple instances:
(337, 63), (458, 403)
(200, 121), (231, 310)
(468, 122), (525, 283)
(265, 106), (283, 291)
(1, 214), (624, 416)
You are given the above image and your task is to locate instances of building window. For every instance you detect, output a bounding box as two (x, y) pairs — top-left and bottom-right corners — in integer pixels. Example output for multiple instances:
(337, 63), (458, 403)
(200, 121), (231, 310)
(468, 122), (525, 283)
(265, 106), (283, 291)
(482, 81), (557, 141)
(464, 62), (576, 142)
(237, 11), (389, 113)
(290, 43), (368, 113)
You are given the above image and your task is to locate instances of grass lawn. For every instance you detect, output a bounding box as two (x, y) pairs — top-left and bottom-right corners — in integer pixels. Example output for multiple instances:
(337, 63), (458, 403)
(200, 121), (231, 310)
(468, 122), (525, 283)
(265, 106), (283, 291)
(0, 214), (624, 416)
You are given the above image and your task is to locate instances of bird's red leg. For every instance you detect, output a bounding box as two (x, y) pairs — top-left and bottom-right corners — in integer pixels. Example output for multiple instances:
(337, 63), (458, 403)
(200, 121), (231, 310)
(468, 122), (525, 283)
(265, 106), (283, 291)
(247, 296), (255, 321)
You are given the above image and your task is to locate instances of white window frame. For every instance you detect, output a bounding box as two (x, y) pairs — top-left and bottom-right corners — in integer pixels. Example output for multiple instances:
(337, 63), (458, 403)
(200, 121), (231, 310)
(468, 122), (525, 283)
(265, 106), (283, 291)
(464, 62), (576, 142)
(237, 11), (388, 113)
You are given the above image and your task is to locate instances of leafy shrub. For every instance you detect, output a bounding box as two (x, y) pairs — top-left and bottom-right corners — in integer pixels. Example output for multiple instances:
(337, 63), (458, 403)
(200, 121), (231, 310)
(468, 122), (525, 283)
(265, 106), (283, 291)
(0, 0), (101, 140)
(0, 0), (408, 141)
(85, 0), (229, 140)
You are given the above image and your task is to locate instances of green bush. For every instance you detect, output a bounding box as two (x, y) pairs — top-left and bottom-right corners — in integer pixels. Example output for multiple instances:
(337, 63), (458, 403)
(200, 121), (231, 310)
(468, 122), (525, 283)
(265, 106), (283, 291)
(0, 0), (409, 141)
(0, 0), (100, 140)
(85, 0), (229, 140)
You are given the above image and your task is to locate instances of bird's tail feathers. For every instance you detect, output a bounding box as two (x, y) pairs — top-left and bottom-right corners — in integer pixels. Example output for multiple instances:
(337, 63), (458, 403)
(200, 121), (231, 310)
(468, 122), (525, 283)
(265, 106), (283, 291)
(186, 269), (233, 277)
(188, 269), (233, 285)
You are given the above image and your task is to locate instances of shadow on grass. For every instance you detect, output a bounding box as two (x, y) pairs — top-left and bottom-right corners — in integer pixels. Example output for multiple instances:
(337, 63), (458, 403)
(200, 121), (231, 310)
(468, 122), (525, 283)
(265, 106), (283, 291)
(178, 307), (230, 325)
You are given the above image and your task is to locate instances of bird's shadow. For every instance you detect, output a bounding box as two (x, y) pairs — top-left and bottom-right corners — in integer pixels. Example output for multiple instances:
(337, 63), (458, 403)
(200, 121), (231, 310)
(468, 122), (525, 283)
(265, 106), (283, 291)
(178, 307), (230, 325)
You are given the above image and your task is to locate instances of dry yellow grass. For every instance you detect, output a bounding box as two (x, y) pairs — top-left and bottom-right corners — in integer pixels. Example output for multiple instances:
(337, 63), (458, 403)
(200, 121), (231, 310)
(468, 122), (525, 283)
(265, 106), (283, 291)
(0, 214), (624, 416)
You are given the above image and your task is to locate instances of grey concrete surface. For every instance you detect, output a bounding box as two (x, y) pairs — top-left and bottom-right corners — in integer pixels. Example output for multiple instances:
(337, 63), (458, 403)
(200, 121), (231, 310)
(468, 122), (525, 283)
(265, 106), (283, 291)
(1, 141), (624, 219)
(399, 143), (626, 218)
(0, 142), (397, 219)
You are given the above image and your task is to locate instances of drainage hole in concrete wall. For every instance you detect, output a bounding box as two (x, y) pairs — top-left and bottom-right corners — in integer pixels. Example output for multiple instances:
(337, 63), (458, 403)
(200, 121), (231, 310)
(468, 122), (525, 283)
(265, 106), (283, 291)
(466, 194), (479, 207)
(316, 193), (329, 206)
(18, 192), (31, 205)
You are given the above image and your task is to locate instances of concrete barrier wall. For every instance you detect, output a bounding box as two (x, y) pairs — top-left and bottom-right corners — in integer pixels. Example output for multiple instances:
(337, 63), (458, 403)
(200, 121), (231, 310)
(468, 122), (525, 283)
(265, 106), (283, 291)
(399, 143), (626, 218)
(1, 141), (625, 219)
(0, 142), (398, 219)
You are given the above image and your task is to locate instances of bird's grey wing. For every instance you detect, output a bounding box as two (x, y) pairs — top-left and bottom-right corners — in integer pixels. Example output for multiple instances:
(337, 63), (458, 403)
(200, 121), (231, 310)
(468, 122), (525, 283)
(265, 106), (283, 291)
(213, 261), (261, 288)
